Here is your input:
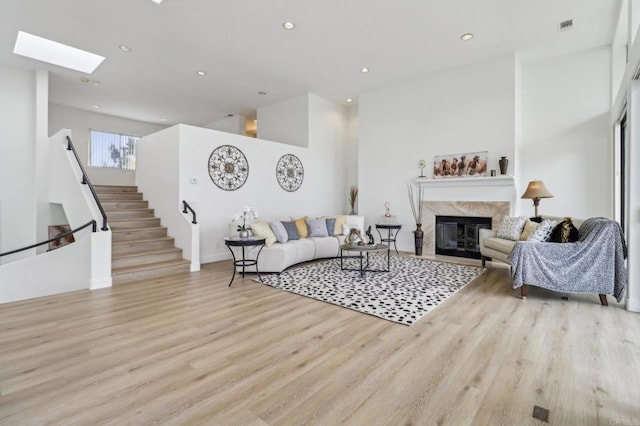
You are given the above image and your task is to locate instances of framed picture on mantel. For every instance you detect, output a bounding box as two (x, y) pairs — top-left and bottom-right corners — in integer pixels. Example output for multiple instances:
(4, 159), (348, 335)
(433, 151), (487, 179)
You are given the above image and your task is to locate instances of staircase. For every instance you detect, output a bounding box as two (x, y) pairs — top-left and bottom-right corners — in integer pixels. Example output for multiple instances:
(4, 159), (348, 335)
(95, 185), (191, 284)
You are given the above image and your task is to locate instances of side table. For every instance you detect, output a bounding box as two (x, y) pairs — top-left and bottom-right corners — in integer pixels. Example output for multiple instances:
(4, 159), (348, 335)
(375, 224), (402, 255)
(224, 236), (266, 287)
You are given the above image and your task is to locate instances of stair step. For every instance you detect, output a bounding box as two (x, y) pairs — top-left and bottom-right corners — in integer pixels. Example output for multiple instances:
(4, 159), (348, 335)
(112, 247), (183, 269)
(94, 185), (138, 193)
(97, 192), (143, 201)
(105, 209), (155, 220)
(109, 217), (161, 230)
(102, 200), (149, 210)
(112, 227), (168, 242)
(112, 237), (175, 255)
(112, 259), (191, 285)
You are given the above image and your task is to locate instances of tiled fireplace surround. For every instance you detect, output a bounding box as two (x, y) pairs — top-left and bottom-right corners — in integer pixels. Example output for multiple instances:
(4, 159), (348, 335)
(415, 176), (516, 256)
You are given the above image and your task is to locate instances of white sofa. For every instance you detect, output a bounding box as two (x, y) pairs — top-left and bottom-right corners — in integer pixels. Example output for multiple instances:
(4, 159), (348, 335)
(479, 215), (585, 266)
(229, 215), (365, 273)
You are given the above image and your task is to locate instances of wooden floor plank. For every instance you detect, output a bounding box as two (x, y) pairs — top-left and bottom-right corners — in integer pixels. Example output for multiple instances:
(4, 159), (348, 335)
(1, 257), (638, 425)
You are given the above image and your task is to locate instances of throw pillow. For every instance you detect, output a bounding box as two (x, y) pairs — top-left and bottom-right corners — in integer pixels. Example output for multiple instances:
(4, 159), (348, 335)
(333, 216), (347, 236)
(496, 216), (526, 241)
(269, 221), (288, 244)
(281, 221), (300, 240)
(250, 221), (277, 246)
(527, 219), (557, 242)
(306, 217), (329, 237)
(325, 218), (336, 236)
(549, 217), (580, 243)
(294, 216), (308, 238)
(519, 219), (538, 241)
(342, 223), (361, 236)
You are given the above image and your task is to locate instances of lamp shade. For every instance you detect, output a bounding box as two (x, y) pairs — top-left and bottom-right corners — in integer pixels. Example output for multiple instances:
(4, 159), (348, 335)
(521, 180), (554, 199)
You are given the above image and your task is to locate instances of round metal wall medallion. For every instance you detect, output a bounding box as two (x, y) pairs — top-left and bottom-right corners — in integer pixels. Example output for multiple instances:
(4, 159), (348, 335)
(208, 145), (249, 191)
(276, 154), (304, 192)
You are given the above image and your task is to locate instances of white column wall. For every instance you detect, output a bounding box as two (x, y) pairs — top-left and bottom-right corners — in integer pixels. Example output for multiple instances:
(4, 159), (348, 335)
(0, 64), (36, 262)
(358, 54), (517, 252)
(626, 82), (640, 312)
(519, 47), (613, 219)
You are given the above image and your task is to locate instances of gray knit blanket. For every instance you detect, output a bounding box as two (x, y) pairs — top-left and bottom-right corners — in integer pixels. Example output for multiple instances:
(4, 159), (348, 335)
(509, 218), (627, 302)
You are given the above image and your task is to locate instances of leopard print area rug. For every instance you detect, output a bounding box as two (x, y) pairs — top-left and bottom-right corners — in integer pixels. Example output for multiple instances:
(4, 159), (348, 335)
(253, 255), (485, 325)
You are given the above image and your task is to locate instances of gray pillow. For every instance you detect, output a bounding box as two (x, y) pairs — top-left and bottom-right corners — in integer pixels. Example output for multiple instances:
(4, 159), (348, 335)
(269, 221), (288, 244)
(306, 218), (329, 237)
(281, 221), (300, 240)
(325, 218), (336, 236)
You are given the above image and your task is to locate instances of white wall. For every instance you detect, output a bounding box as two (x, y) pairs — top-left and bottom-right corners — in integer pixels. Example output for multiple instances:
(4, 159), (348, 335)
(257, 94), (309, 147)
(358, 54), (517, 252)
(203, 115), (246, 135)
(345, 105), (359, 202)
(0, 64), (36, 261)
(49, 104), (166, 186)
(139, 94), (348, 264)
(519, 47), (612, 219)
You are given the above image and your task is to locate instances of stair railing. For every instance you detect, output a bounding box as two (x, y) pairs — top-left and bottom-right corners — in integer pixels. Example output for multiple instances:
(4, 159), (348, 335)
(66, 136), (108, 231)
(0, 220), (96, 258)
(182, 201), (197, 224)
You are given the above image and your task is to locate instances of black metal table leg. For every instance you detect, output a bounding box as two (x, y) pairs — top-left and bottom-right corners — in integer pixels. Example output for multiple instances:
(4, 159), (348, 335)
(227, 245), (237, 287)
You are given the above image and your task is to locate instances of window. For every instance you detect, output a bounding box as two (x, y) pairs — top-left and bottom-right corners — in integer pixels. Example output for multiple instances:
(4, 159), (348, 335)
(89, 130), (139, 170)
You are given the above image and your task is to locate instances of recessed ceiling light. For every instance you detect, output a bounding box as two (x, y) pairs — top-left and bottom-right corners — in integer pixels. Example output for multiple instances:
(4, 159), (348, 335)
(160, 118), (166, 122)
(345, 98), (353, 103)
(258, 91), (267, 95)
(149, 0), (163, 4)
(119, 45), (131, 53)
(196, 70), (207, 76)
(81, 77), (90, 83)
(460, 33), (474, 41)
(360, 67), (369, 73)
(13, 31), (105, 74)
(282, 22), (295, 30)
(92, 105), (101, 109)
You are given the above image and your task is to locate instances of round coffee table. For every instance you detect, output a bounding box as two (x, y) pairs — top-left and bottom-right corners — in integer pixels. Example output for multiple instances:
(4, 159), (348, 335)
(339, 243), (389, 278)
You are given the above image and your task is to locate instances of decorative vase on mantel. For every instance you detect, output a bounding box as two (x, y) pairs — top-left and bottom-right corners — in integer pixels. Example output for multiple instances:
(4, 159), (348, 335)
(413, 223), (424, 256)
(498, 156), (509, 175)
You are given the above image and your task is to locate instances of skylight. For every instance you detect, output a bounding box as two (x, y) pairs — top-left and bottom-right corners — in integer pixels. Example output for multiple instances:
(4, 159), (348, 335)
(13, 31), (105, 74)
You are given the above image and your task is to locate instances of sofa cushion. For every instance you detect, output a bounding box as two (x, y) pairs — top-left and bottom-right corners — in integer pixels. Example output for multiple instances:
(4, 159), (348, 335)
(250, 221), (277, 246)
(294, 216), (308, 238)
(483, 237), (517, 253)
(325, 218), (336, 237)
(310, 236), (339, 258)
(333, 216), (347, 236)
(289, 239), (315, 263)
(307, 218), (329, 237)
(527, 219), (557, 242)
(281, 221), (300, 240)
(496, 216), (526, 241)
(519, 219), (538, 241)
(269, 221), (288, 244)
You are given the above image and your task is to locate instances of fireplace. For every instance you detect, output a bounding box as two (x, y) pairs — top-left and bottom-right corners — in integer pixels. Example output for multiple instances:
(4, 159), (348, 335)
(435, 215), (491, 259)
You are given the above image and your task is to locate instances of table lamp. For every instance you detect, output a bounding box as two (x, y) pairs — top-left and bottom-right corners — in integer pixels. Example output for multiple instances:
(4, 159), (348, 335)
(521, 180), (553, 217)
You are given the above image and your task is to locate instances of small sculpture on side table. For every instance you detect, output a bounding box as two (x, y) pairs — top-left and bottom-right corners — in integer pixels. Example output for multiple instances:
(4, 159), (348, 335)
(366, 226), (375, 245)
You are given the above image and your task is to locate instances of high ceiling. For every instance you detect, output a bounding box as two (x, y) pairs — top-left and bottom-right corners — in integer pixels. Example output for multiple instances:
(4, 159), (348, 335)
(0, 0), (621, 126)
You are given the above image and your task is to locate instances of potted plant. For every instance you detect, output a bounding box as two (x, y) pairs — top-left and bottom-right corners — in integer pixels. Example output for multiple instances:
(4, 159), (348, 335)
(232, 205), (258, 238)
(407, 184), (424, 255)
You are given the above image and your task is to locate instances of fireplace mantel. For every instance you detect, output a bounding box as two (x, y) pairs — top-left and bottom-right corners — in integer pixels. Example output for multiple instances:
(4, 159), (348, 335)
(415, 175), (514, 188)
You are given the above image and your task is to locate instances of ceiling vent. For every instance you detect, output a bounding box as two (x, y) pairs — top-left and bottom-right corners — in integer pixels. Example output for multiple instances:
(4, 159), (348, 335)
(558, 19), (574, 32)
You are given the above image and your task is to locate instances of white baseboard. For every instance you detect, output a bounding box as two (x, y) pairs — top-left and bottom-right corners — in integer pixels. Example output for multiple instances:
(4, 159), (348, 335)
(626, 297), (640, 313)
(201, 253), (232, 264)
(190, 261), (201, 272)
(90, 276), (112, 289)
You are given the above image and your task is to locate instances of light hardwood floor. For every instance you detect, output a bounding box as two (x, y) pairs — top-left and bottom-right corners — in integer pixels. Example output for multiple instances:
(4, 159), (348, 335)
(1, 256), (639, 425)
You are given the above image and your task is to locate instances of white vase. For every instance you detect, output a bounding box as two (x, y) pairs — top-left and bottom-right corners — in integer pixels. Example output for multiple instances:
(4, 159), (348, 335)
(238, 230), (249, 238)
